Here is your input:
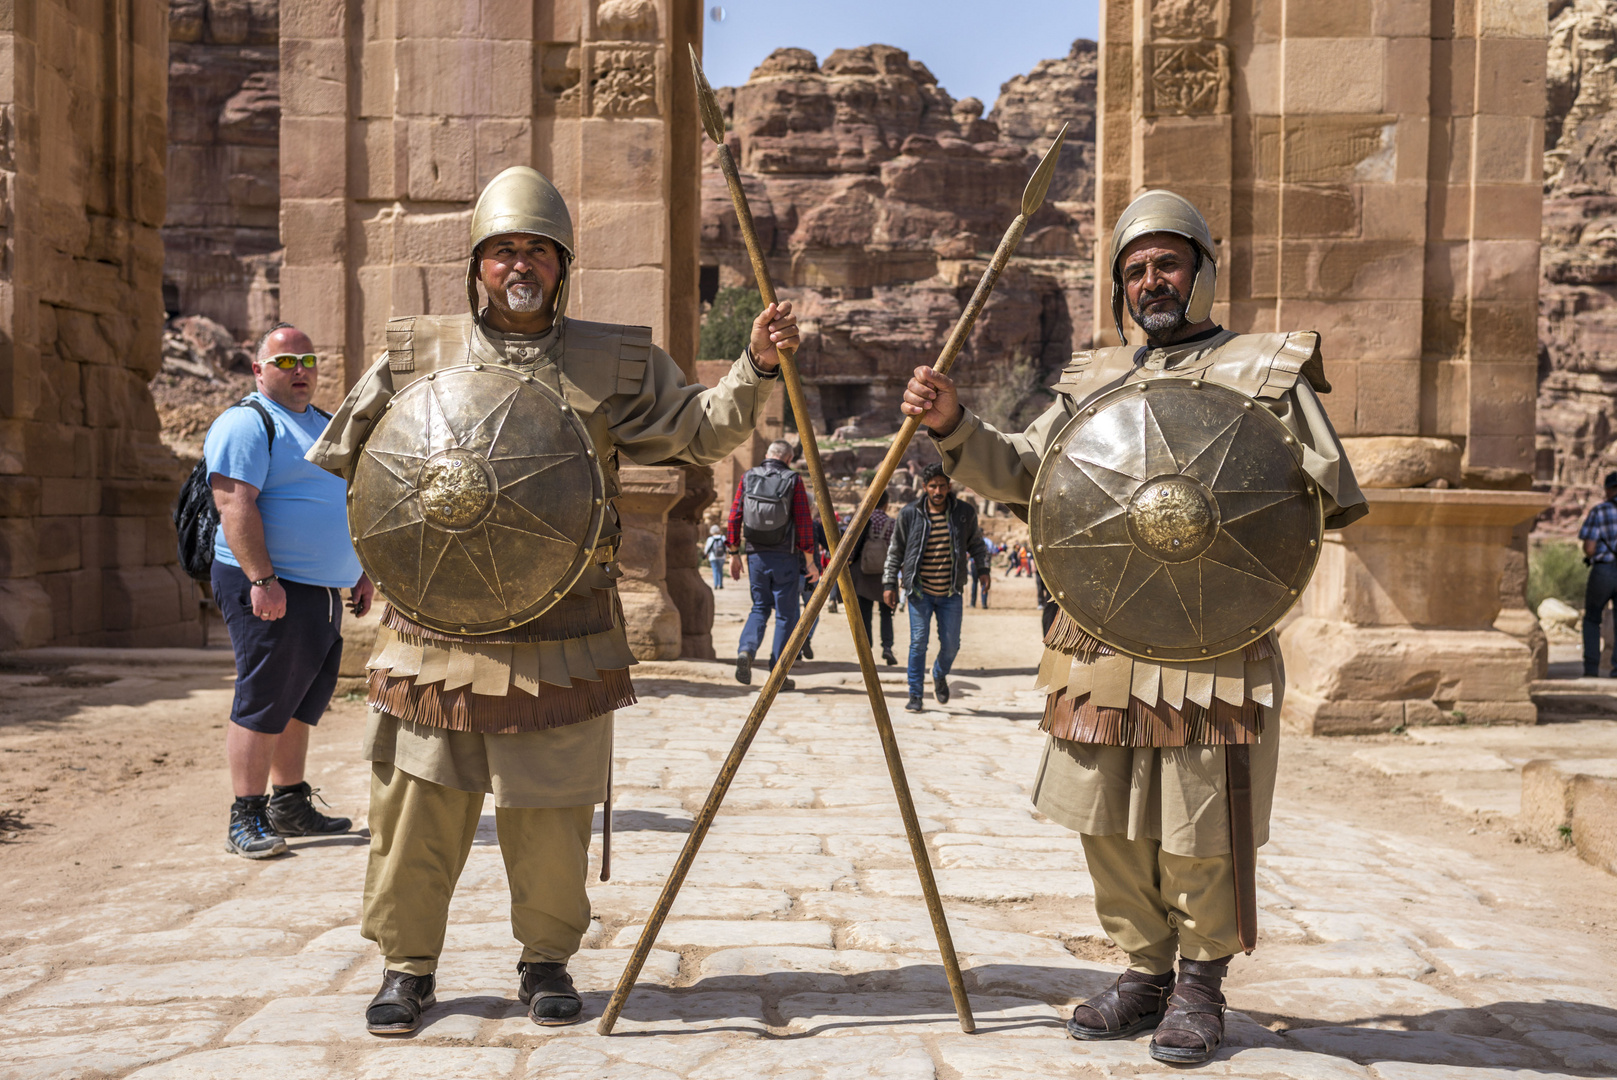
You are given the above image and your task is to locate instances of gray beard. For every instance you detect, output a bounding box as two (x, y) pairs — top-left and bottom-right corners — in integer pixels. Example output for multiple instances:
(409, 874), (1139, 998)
(1130, 291), (1188, 337)
(503, 282), (545, 313)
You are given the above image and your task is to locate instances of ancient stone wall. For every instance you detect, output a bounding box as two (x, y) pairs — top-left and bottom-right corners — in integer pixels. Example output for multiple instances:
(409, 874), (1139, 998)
(701, 43), (1096, 437)
(163, 0), (281, 341)
(0, 1), (202, 649)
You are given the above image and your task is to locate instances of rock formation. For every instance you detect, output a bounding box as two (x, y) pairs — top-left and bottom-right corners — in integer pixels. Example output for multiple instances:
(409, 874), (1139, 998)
(164, 0), (282, 341)
(701, 43), (1097, 438)
(1538, 0), (1617, 530)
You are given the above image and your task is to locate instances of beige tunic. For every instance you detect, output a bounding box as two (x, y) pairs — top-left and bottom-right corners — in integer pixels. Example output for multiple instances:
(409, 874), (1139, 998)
(310, 314), (780, 807)
(934, 329), (1366, 855)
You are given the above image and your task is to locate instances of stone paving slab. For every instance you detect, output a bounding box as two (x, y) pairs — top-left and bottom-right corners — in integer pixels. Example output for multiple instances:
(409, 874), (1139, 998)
(5, 604), (1617, 1079)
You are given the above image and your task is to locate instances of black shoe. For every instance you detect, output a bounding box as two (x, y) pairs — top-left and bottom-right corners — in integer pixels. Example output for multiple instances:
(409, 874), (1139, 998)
(735, 652), (752, 685)
(882, 648), (897, 666)
(802, 640), (814, 660)
(904, 695), (923, 712)
(934, 675), (950, 704)
(366, 970), (436, 1035)
(267, 781), (351, 836)
(518, 961), (583, 1026)
(226, 795), (287, 859)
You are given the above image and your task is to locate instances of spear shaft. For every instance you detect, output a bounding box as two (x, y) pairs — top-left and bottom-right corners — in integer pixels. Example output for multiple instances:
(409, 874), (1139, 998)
(596, 49), (1066, 1036)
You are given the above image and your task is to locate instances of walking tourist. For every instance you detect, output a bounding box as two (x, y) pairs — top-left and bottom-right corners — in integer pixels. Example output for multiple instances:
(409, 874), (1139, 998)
(205, 322), (372, 860)
(704, 525), (727, 590)
(849, 489), (899, 665)
(901, 189), (1366, 1064)
(727, 440), (819, 686)
(1580, 471), (1617, 677)
(883, 463), (991, 712)
(308, 167), (795, 1034)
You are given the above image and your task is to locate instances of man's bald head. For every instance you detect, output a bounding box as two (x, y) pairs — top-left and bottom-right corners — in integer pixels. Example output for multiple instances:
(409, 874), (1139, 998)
(257, 322), (314, 362)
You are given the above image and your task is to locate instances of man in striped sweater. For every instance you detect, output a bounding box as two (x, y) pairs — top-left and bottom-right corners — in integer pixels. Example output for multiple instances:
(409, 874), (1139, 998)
(883, 463), (991, 712)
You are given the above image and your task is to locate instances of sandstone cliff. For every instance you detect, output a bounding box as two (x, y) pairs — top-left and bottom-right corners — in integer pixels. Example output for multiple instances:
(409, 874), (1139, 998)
(1538, 0), (1617, 529)
(163, 0), (281, 341)
(701, 43), (1097, 437)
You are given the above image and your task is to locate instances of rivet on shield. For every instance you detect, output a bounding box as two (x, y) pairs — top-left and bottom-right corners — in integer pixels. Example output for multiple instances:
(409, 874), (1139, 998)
(1145, 647), (1153, 654)
(1138, 383), (1148, 392)
(1057, 591), (1065, 598)
(1035, 495), (1042, 503)
(587, 449), (596, 458)
(472, 364), (483, 371)
(1242, 400), (1252, 409)
(1036, 543), (1043, 552)
(594, 498), (602, 505)
(1200, 648), (1208, 654)
(1284, 435), (1294, 444)
(1309, 539), (1317, 547)
(1191, 380), (1202, 389)
(427, 373), (435, 381)
(1290, 589), (1299, 595)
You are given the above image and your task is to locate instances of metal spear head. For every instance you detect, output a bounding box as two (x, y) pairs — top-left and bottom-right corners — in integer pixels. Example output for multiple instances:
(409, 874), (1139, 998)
(689, 44), (727, 146)
(1021, 122), (1070, 218)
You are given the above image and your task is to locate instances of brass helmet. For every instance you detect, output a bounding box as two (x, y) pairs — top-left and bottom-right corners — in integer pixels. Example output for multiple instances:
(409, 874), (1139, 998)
(466, 166), (576, 322)
(1109, 189), (1217, 344)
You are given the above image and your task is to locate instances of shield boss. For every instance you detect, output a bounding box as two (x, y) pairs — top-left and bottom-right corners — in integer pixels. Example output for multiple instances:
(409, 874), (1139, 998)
(1029, 379), (1323, 660)
(348, 364), (605, 635)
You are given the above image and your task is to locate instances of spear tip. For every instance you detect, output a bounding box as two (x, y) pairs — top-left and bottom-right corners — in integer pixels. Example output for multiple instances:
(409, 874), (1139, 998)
(689, 44), (727, 146)
(1020, 121), (1070, 218)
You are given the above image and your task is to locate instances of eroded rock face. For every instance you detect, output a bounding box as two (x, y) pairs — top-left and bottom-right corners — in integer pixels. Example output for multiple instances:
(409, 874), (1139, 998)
(163, 0), (282, 342)
(1538, 0), (1617, 530)
(702, 42), (1097, 438)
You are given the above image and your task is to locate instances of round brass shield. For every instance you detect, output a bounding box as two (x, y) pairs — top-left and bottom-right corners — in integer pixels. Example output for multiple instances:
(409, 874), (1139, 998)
(1029, 379), (1323, 660)
(348, 364), (605, 636)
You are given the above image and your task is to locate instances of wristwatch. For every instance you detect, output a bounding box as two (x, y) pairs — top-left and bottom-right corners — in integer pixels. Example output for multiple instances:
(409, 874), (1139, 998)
(249, 573), (279, 588)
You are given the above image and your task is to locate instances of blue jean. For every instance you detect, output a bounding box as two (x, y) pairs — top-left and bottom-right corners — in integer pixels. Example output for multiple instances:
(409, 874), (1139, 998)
(710, 558), (725, 590)
(907, 591), (963, 698)
(1585, 561), (1617, 675)
(738, 550), (802, 668)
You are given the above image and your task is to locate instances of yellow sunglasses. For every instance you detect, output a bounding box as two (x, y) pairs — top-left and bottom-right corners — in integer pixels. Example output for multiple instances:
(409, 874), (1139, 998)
(268, 353), (318, 369)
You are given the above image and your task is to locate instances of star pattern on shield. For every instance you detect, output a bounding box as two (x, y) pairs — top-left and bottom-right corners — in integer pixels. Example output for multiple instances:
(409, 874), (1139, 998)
(1041, 391), (1312, 648)
(356, 379), (577, 611)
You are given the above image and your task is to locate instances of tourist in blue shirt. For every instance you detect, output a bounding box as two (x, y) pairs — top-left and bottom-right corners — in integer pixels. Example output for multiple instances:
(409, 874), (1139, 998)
(204, 322), (373, 858)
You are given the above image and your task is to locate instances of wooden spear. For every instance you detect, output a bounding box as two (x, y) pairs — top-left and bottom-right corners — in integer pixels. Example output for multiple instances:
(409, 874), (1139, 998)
(596, 53), (1068, 1035)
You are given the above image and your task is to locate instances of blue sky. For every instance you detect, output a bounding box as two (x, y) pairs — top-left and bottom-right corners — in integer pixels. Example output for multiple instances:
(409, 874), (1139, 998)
(698, 1), (1102, 107)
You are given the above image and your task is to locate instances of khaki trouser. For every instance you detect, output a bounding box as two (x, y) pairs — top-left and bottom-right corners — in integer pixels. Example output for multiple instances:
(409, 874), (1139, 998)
(1081, 831), (1240, 975)
(361, 761), (593, 976)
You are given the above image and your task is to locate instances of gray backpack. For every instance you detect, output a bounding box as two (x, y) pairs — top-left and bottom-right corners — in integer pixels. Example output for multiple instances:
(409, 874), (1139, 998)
(860, 516), (894, 575)
(741, 466), (796, 548)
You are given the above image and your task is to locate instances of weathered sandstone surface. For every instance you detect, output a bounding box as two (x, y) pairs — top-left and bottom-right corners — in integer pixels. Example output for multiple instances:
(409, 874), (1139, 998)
(701, 43), (1097, 437)
(163, 0), (282, 341)
(1537, 0), (1617, 529)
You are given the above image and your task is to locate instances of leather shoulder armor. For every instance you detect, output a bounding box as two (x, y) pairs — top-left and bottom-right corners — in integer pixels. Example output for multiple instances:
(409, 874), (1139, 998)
(1050, 345), (1138, 404)
(1204, 331), (1328, 400)
(384, 314), (477, 383)
(558, 320), (655, 413)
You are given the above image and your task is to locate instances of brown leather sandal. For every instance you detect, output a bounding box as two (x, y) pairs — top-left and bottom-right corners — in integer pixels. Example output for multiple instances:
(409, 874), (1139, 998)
(518, 960), (584, 1026)
(1149, 956), (1230, 1064)
(1066, 968), (1174, 1040)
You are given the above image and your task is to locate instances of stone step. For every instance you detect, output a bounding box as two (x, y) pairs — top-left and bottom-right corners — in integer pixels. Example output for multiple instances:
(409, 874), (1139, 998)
(1520, 758), (1617, 874)
(1529, 678), (1617, 718)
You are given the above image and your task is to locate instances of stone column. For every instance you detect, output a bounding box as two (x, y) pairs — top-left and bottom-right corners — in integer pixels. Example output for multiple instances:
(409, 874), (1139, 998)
(0, 0), (202, 649)
(616, 465), (684, 660)
(666, 463), (717, 658)
(1096, 0), (1549, 730)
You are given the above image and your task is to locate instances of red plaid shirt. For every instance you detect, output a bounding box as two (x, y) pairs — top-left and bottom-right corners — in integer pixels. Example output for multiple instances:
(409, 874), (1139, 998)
(726, 464), (816, 554)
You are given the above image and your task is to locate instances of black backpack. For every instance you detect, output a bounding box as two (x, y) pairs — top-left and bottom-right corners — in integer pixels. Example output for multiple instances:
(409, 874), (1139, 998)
(173, 398), (277, 581)
(741, 466), (797, 549)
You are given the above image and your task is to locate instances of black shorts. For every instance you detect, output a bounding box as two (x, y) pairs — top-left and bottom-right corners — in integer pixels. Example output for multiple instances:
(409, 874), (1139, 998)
(212, 561), (346, 735)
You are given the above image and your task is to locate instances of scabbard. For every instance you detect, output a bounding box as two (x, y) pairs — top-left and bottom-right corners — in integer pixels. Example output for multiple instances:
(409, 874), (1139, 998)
(1225, 743), (1257, 953)
(600, 765), (612, 882)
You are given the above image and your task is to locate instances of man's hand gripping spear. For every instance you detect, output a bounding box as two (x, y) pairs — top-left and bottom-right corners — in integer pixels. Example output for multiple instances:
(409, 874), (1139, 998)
(596, 48), (1068, 1036)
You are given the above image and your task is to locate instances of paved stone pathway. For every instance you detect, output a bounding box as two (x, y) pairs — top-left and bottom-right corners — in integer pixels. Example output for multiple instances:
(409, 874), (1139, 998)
(3, 586), (1617, 1079)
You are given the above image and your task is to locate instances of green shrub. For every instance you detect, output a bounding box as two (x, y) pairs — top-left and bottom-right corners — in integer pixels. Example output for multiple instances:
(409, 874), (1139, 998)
(1527, 539), (1589, 611)
(698, 286), (762, 361)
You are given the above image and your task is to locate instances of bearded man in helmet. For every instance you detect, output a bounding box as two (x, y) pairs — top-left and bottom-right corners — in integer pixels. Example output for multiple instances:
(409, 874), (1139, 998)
(307, 167), (796, 1034)
(902, 190), (1366, 1064)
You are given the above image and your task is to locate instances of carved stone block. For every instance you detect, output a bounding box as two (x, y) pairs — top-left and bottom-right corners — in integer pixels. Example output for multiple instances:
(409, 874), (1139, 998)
(590, 44), (661, 119)
(1143, 43), (1230, 116)
(594, 0), (659, 41)
(1150, 0), (1228, 41)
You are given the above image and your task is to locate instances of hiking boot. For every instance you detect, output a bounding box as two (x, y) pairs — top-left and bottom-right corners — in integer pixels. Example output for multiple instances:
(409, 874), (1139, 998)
(735, 652), (752, 685)
(518, 961), (584, 1026)
(1149, 956), (1230, 1064)
(366, 970), (436, 1035)
(882, 648), (897, 666)
(934, 674), (950, 704)
(226, 795), (287, 859)
(904, 695), (924, 712)
(267, 781), (351, 836)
